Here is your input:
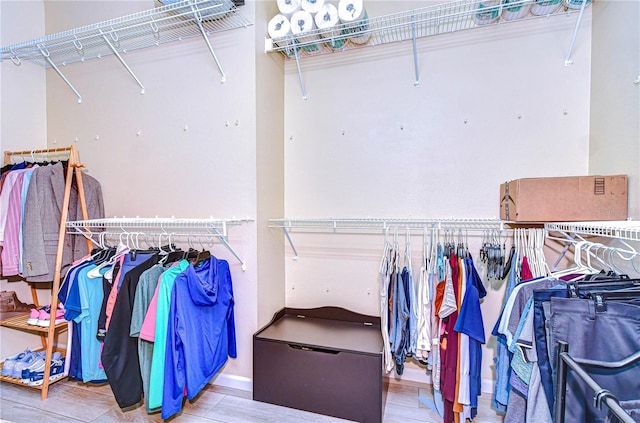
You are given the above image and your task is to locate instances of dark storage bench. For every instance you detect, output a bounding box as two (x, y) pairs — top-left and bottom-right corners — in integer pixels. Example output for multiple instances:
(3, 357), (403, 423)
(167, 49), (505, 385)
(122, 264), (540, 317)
(253, 306), (384, 423)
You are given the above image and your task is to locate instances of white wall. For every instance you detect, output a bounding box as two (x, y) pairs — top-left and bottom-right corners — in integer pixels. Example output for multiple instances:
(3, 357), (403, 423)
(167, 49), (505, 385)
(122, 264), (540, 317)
(589, 0), (640, 220)
(283, 1), (593, 384)
(41, 0), (263, 381)
(3, 0), (636, 402)
(0, 0), (51, 361)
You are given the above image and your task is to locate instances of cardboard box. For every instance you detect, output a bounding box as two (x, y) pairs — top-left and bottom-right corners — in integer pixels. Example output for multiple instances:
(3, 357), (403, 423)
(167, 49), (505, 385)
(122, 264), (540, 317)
(500, 175), (628, 222)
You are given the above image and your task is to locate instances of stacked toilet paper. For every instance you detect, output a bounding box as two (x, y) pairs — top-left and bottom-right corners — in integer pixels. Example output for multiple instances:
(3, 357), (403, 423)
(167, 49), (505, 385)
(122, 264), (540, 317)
(337, 0), (371, 44)
(277, 0), (302, 18)
(269, 0), (371, 53)
(268, 13), (298, 56)
(314, 3), (344, 49)
(290, 10), (321, 52)
(302, 0), (326, 15)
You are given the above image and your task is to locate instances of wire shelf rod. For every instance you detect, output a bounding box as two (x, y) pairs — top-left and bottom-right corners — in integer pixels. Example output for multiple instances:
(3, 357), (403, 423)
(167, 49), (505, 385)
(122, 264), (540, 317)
(3, 0), (234, 53)
(267, 0), (583, 62)
(67, 217), (252, 230)
(67, 217), (252, 270)
(1, 0), (252, 70)
(269, 217), (507, 231)
(269, 217), (514, 260)
(545, 221), (640, 243)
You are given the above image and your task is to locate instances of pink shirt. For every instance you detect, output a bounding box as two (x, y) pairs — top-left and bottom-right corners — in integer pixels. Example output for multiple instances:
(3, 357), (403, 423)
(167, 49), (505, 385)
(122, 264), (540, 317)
(1, 171), (26, 275)
(139, 261), (181, 341)
(139, 273), (162, 342)
(104, 255), (125, 330)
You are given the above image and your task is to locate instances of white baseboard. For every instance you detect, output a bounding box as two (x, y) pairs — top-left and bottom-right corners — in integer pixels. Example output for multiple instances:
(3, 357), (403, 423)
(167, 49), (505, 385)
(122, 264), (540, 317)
(210, 373), (253, 392)
(383, 367), (495, 394)
(211, 371), (495, 396)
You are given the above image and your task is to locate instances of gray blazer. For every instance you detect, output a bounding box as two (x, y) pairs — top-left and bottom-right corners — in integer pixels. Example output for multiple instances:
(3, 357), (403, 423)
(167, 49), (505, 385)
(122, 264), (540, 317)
(22, 162), (105, 283)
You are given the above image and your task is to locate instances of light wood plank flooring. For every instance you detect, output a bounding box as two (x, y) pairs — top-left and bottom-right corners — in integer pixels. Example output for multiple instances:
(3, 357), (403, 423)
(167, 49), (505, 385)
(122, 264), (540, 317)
(0, 378), (504, 422)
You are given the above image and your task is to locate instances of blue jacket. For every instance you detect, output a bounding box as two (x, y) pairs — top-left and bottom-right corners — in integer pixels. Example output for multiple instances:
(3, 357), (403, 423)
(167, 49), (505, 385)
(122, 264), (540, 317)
(162, 256), (237, 419)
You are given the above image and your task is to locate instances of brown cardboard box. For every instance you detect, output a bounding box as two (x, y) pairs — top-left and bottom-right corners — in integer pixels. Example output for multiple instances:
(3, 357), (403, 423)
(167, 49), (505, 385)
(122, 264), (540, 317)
(500, 175), (628, 222)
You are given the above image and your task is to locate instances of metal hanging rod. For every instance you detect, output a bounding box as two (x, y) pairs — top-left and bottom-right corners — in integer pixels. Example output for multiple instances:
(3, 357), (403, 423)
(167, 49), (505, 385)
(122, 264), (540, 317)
(269, 217), (510, 259)
(1, 0), (252, 102)
(66, 216), (253, 270)
(545, 221), (640, 243)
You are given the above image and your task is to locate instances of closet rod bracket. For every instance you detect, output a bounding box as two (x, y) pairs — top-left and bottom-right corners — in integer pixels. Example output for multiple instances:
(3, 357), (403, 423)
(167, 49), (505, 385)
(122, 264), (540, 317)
(99, 29), (146, 94)
(411, 14), (420, 87)
(282, 226), (299, 260)
(564, 0), (589, 66)
(210, 226), (247, 271)
(191, 3), (227, 83)
(39, 45), (83, 103)
(293, 44), (307, 100)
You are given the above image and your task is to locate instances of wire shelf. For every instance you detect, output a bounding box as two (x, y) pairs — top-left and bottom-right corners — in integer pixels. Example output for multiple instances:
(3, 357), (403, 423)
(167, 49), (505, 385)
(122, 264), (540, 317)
(66, 217), (251, 231)
(66, 217), (253, 270)
(269, 217), (508, 232)
(545, 221), (640, 242)
(269, 217), (513, 259)
(0, 0), (251, 68)
(266, 0), (582, 59)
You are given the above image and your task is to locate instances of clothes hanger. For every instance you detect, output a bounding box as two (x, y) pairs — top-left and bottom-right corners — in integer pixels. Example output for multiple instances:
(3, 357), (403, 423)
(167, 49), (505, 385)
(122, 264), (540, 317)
(549, 240), (594, 279)
(379, 226), (390, 275)
(87, 241), (129, 279)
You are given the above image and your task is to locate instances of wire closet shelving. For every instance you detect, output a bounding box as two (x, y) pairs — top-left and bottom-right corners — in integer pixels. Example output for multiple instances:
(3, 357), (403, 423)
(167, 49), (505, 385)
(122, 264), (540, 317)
(269, 217), (511, 259)
(0, 0), (252, 103)
(66, 217), (253, 270)
(265, 0), (591, 98)
(545, 221), (640, 243)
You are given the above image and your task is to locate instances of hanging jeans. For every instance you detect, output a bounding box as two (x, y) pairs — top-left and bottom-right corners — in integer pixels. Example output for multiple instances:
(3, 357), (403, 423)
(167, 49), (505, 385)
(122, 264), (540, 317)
(533, 287), (569, 416)
(549, 297), (640, 423)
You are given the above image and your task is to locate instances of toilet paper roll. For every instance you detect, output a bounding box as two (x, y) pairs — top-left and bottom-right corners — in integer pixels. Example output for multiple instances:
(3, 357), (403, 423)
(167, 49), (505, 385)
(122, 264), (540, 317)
(290, 10), (321, 53)
(268, 14), (299, 56)
(338, 0), (371, 45)
(301, 0), (325, 14)
(277, 0), (303, 18)
(314, 3), (345, 49)
(268, 13), (292, 39)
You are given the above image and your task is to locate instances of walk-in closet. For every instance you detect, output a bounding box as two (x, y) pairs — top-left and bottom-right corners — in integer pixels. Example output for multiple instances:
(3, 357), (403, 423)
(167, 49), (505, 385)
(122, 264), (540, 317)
(1, 0), (638, 421)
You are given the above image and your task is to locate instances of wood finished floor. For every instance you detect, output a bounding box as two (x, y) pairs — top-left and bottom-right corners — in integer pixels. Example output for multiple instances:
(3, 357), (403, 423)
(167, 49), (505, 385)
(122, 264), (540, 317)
(0, 378), (504, 422)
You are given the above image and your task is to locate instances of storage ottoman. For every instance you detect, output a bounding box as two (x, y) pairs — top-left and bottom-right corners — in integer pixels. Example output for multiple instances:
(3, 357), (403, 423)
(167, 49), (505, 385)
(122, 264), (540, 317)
(253, 306), (384, 423)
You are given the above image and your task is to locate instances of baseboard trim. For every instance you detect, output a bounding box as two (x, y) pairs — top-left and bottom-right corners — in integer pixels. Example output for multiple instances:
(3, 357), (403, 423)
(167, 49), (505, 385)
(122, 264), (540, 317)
(210, 373), (253, 392)
(211, 371), (495, 395)
(383, 367), (495, 394)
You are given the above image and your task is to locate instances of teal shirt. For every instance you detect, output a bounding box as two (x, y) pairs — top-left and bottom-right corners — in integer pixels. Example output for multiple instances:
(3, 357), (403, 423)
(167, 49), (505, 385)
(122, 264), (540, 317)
(147, 259), (190, 410)
(74, 263), (109, 383)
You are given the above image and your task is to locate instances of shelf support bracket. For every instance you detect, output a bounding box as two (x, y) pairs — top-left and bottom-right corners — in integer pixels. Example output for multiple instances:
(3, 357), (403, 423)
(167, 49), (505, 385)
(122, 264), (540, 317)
(282, 226), (299, 260)
(564, 0), (588, 66)
(411, 14), (420, 87)
(293, 43), (308, 100)
(100, 30), (146, 94)
(38, 45), (83, 104)
(210, 226), (247, 271)
(191, 4), (227, 83)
